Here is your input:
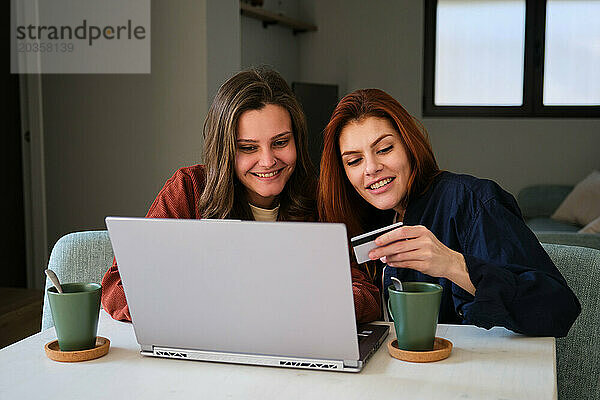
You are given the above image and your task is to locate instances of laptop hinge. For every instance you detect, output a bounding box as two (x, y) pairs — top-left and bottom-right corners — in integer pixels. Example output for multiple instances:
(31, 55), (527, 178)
(344, 359), (359, 368)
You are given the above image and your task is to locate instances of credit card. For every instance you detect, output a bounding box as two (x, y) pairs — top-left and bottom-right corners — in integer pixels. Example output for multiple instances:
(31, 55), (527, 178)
(350, 221), (404, 264)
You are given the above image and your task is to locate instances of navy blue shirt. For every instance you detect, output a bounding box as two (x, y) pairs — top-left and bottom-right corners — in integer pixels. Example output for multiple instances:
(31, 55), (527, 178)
(382, 172), (580, 337)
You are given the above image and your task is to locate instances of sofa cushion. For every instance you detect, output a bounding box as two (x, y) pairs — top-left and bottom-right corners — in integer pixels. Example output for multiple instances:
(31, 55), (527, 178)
(552, 170), (600, 226)
(517, 184), (573, 219)
(526, 217), (580, 233)
(580, 216), (600, 234)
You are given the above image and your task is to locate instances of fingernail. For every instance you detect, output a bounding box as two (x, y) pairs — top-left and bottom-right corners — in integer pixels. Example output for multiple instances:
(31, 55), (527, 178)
(380, 256), (387, 263)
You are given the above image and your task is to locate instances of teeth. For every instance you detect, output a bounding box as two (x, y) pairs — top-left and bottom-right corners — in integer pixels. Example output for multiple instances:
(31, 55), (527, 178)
(369, 178), (392, 190)
(255, 170), (279, 178)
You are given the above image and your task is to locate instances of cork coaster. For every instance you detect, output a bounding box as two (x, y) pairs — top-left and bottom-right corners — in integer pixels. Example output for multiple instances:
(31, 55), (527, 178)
(387, 337), (452, 363)
(45, 336), (110, 362)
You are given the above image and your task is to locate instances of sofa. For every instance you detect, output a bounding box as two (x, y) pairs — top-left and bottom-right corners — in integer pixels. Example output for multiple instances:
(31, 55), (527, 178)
(517, 184), (600, 250)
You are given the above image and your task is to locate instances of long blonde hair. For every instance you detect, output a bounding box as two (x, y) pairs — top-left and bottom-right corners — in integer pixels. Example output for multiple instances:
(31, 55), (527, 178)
(199, 67), (316, 221)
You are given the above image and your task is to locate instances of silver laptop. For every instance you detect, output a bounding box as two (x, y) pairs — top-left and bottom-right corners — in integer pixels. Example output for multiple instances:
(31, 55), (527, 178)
(105, 217), (388, 372)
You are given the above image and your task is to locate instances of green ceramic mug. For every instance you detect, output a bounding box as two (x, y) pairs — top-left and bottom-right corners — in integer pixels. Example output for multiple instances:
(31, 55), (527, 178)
(387, 282), (443, 351)
(47, 283), (102, 351)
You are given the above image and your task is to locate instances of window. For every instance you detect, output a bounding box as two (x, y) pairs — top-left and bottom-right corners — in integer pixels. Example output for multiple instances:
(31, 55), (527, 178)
(423, 0), (600, 117)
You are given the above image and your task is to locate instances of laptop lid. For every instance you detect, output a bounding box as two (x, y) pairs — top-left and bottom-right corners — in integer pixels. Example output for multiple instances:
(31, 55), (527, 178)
(105, 217), (360, 362)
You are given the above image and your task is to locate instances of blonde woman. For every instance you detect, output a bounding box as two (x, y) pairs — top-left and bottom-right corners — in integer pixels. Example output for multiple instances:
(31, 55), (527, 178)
(101, 67), (324, 320)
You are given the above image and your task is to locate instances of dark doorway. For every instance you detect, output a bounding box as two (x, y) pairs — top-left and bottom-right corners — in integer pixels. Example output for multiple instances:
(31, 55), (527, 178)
(4, 4), (27, 288)
(292, 82), (338, 172)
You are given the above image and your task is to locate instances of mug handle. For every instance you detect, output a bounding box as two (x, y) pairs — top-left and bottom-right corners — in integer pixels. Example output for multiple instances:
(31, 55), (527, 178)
(387, 298), (394, 322)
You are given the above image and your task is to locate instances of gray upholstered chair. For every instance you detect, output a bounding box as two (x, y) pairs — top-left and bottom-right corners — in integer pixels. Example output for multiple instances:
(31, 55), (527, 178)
(542, 243), (600, 400)
(41, 230), (114, 330)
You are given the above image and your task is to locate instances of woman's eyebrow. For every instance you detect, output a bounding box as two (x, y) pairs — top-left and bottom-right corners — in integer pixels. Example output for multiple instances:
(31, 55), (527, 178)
(370, 133), (393, 147)
(270, 131), (293, 141)
(341, 149), (360, 157)
(341, 133), (393, 157)
(237, 131), (293, 143)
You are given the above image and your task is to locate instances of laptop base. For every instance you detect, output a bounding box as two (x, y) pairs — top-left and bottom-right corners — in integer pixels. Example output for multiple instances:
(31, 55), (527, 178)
(141, 323), (389, 373)
(142, 347), (356, 372)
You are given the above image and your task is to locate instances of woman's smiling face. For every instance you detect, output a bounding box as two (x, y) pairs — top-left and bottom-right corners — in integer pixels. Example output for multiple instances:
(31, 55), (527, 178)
(235, 104), (297, 209)
(338, 116), (412, 213)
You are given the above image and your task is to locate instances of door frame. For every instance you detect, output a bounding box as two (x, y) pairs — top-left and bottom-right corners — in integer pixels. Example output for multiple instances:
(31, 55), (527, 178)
(14, 0), (49, 289)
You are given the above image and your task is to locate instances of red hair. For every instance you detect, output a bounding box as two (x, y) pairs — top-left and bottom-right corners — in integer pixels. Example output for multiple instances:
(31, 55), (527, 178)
(318, 89), (440, 237)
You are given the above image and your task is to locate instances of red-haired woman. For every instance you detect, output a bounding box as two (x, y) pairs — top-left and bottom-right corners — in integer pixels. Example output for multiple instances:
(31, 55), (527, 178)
(319, 88), (580, 337)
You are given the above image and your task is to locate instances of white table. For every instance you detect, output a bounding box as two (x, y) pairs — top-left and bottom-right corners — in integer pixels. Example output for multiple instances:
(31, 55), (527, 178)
(0, 310), (556, 399)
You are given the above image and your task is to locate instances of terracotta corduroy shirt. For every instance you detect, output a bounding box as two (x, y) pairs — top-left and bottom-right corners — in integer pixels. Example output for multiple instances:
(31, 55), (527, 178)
(101, 164), (382, 324)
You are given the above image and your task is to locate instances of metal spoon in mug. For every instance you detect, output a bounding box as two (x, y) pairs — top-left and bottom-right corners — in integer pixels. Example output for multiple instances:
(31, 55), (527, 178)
(391, 276), (403, 291)
(45, 269), (63, 293)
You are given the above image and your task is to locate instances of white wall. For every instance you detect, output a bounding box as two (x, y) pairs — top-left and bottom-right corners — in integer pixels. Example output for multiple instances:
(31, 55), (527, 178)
(207, 1), (242, 103)
(297, 0), (600, 194)
(241, 0), (301, 83)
